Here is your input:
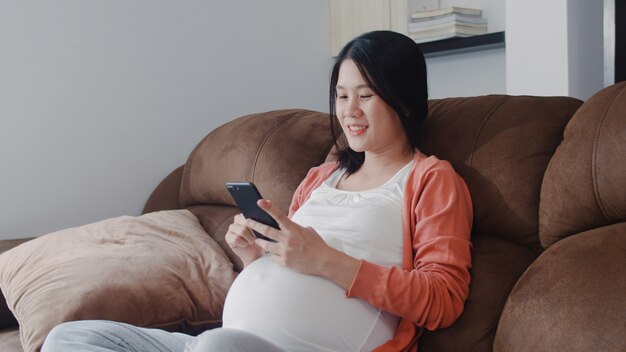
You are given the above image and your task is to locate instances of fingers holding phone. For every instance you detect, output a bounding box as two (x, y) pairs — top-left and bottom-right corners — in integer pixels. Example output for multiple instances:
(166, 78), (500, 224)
(225, 213), (263, 267)
(225, 182), (280, 242)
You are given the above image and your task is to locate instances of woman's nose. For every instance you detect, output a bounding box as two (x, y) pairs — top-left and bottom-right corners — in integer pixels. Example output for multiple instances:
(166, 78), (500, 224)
(344, 98), (363, 118)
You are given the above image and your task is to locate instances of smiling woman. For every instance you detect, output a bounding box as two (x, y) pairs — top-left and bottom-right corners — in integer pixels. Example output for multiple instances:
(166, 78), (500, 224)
(220, 30), (472, 352)
(41, 31), (473, 352)
(329, 31), (429, 180)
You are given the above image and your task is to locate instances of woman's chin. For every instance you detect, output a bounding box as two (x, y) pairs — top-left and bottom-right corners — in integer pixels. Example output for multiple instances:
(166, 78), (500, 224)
(348, 145), (366, 153)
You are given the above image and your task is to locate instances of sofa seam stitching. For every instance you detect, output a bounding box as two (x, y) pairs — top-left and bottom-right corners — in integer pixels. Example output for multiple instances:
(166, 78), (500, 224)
(467, 96), (511, 189)
(591, 86), (624, 222)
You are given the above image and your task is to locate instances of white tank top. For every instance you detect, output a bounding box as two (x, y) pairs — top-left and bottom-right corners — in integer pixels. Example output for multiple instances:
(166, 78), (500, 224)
(222, 161), (413, 352)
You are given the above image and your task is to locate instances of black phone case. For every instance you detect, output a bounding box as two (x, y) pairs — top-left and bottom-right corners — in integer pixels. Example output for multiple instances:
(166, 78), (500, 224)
(226, 182), (279, 242)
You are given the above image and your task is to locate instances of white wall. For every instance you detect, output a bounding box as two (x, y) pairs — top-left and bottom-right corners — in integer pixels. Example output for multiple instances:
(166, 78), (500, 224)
(506, 0), (570, 96)
(426, 0), (507, 98)
(429, 0), (604, 101)
(0, 1), (333, 239)
(567, 0), (604, 100)
(427, 47), (506, 99)
(2, 0), (603, 240)
(506, 0), (604, 100)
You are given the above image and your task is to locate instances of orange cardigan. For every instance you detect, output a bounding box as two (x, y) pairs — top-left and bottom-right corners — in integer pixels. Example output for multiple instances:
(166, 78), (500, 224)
(287, 151), (473, 351)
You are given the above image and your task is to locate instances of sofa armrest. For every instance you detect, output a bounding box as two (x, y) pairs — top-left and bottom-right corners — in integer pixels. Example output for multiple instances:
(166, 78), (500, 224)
(142, 165), (184, 214)
(0, 238), (33, 329)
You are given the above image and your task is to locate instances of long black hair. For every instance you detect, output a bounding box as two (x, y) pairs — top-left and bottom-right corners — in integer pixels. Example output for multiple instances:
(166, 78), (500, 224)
(329, 30), (428, 175)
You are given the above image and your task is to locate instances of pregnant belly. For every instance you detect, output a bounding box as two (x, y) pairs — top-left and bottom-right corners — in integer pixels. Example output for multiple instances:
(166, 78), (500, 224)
(222, 256), (397, 352)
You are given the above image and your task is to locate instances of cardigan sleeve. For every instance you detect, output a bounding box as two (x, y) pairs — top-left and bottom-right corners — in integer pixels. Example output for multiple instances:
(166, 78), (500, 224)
(346, 160), (473, 331)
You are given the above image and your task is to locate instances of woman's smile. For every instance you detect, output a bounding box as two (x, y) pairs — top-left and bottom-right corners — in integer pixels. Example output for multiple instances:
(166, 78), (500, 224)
(347, 124), (368, 135)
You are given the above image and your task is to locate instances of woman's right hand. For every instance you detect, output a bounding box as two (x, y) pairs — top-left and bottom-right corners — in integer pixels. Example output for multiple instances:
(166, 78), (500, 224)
(225, 214), (264, 267)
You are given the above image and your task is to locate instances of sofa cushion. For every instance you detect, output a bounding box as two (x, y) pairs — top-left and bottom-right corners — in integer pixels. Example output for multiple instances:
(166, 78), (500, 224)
(179, 109), (334, 216)
(540, 82), (626, 247)
(418, 95), (582, 248)
(0, 328), (21, 352)
(0, 210), (236, 352)
(419, 234), (539, 352)
(0, 238), (32, 331)
(494, 222), (626, 351)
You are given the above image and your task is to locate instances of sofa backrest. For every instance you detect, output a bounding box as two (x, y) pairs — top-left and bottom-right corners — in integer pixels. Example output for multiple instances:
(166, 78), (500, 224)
(179, 109), (335, 215)
(539, 82), (626, 248)
(178, 95), (583, 250)
(418, 95), (582, 248)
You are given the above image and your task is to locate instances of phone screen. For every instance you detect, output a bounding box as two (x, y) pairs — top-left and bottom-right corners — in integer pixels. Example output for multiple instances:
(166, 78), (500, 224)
(225, 182), (279, 242)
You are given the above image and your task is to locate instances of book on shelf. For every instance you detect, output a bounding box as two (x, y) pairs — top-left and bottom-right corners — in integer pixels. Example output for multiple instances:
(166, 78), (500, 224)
(411, 6), (482, 20)
(410, 23), (487, 36)
(410, 12), (487, 28)
(408, 6), (487, 44)
(409, 24), (488, 42)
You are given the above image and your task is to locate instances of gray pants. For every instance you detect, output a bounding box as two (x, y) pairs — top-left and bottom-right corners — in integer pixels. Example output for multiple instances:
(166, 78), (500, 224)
(41, 320), (287, 352)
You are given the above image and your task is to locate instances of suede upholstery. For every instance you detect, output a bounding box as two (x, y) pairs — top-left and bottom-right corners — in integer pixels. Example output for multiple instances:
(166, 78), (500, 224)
(179, 109), (336, 272)
(180, 109), (335, 214)
(420, 235), (539, 351)
(143, 166), (185, 214)
(1, 84), (625, 351)
(494, 82), (626, 352)
(418, 95), (582, 248)
(494, 223), (626, 352)
(539, 82), (626, 247)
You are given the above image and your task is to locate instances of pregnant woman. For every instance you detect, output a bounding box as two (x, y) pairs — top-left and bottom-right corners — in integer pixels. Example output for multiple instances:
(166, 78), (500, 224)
(43, 30), (473, 352)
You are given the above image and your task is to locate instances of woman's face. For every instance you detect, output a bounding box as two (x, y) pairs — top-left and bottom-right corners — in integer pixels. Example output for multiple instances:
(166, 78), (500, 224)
(335, 60), (409, 155)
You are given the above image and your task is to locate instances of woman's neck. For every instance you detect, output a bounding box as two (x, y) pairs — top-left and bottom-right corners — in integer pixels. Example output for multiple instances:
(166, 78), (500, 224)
(337, 147), (414, 191)
(359, 145), (414, 174)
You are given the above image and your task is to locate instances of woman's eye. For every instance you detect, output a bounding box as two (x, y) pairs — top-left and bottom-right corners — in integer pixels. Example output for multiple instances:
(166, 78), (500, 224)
(337, 95), (348, 100)
(360, 94), (373, 100)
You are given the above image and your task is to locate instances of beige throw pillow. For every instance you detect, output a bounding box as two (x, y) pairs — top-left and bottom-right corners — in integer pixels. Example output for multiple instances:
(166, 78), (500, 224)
(0, 210), (237, 352)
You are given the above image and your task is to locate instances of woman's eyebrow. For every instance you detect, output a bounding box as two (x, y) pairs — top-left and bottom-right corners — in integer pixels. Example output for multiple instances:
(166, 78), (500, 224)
(336, 84), (369, 90)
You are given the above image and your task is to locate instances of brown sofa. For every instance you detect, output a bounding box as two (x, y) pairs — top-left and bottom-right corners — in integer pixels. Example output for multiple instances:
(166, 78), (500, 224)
(1, 82), (624, 351)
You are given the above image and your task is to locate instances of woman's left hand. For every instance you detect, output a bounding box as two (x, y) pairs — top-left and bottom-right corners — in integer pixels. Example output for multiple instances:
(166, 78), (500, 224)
(247, 199), (360, 289)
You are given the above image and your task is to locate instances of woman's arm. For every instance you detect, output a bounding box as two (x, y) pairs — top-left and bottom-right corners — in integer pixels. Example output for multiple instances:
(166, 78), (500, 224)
(346, 162), (473, 330)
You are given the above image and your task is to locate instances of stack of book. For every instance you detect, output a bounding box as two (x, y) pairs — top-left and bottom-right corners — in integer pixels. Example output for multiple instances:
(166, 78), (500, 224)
(408, 7), (488, 43)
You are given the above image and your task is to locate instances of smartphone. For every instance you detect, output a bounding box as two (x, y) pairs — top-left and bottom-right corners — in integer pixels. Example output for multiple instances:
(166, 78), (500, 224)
(225, 182), (279, 242)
